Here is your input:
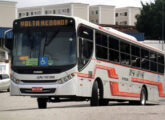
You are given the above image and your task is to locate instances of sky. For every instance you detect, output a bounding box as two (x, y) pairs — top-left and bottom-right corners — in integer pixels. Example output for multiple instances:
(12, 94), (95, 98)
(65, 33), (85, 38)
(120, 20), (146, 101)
(4, 0), (154, 8)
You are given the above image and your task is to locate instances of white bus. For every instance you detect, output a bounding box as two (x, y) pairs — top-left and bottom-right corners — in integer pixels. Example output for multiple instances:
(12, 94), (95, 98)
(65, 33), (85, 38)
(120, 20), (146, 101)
(4, 15), (165, 109)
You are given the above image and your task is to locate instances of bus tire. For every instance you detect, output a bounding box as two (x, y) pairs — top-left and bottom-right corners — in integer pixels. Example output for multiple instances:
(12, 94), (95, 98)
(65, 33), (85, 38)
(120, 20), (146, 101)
(140, 87), (147, 105)
(99, 99), (109, 106)
(90, 81), (99, 106)
(37, 98), (47, 109)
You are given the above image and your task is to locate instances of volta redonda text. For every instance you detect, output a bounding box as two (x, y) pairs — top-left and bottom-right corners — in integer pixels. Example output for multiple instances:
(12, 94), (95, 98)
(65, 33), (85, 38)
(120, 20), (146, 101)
(19, 19), (69, 27)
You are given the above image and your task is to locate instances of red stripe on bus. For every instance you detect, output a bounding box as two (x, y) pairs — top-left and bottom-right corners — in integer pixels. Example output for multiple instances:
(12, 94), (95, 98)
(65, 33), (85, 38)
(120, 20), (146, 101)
(77, 64), (118, 79)
(131, 77), (165, 97)
(110, 82), (140, 98)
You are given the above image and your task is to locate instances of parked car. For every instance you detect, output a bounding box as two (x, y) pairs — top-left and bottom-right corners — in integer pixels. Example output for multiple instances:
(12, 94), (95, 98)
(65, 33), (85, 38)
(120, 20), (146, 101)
(0, 74), (10, 92)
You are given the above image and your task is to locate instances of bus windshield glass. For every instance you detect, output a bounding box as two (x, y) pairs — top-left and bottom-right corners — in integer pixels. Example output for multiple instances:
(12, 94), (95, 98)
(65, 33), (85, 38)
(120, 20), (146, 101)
(13, 26), (76, 67)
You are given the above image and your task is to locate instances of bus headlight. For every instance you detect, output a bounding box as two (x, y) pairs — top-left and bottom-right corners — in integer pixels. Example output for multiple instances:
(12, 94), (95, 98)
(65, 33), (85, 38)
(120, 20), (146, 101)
(57, 73), (75, 84)
(11, 76), (21, 84)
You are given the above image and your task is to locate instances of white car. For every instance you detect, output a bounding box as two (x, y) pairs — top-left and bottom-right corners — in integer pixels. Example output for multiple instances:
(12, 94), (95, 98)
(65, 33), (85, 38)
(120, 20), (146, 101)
(0, 74), (10, 92)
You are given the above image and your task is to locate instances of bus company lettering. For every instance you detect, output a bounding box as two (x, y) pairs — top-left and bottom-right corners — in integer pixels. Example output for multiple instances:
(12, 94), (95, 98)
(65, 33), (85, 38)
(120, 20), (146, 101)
(129, 69), (144, 78)
(20, 19), (68, 27)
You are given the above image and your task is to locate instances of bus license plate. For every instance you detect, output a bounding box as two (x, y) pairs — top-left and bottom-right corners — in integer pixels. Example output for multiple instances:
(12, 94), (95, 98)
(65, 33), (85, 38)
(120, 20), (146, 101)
(32, 87), (43, 92)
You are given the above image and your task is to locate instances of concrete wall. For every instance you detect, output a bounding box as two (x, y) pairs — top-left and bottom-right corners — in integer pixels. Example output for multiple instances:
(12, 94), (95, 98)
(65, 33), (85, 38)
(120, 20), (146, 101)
(72, 3), (89, 21)
(100, 5), (115, 25)
(0, 1), (17, 27)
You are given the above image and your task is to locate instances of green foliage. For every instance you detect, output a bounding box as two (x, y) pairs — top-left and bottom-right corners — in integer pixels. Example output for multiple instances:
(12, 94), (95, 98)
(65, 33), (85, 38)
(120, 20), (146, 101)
(136, 0), (165, 39)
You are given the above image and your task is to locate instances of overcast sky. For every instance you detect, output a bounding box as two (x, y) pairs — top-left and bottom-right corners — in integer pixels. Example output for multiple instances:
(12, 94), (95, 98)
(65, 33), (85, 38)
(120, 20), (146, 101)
(5, 0), (154, 8)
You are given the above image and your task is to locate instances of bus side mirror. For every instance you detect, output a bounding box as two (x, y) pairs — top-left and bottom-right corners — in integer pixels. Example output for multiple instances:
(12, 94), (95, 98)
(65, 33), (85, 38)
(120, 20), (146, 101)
(3, 29), (13, 52)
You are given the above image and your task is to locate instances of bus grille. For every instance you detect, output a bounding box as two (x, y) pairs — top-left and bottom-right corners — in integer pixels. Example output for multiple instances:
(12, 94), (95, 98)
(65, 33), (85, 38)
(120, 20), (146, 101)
(21, 80), (57, 83)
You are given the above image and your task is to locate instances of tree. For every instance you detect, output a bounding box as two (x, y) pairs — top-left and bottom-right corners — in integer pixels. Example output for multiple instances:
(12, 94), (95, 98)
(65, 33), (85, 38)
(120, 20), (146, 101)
(136, 0), (165, 40)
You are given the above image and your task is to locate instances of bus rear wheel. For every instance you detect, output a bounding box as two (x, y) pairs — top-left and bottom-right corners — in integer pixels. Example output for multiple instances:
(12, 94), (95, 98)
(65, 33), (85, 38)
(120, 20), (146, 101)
(37, 98), (47, 109)
(140, 87), (147, 105)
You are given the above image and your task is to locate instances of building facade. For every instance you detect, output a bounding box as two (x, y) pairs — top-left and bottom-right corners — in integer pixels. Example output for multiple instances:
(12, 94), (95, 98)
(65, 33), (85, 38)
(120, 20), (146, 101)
(89, 5), (115, 25)
(115, 7), (140, 26)
(0, 1), (16, 48)
(0, 1), (17, 27)
(18, 3), (89, 21)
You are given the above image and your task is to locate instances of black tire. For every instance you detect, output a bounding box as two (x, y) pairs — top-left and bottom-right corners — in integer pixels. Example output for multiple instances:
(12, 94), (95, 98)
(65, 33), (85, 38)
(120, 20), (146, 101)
(140, 88), (147, 105)
(37, 98), (47, 109)
(129, 101), (139, 105)
(90, 81), (99, 106)
(99, 99), (109, 106)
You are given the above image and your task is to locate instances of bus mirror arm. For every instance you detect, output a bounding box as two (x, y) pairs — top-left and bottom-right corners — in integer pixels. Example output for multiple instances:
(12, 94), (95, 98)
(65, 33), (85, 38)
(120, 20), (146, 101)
(3, 29), (12, 52)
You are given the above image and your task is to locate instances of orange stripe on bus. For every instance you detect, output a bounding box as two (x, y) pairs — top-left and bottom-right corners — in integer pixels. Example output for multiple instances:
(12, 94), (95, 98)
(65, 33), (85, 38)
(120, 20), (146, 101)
(131, 77), (165, 97)
(77, 64), (118, 79)
(110, 82), (140, 98)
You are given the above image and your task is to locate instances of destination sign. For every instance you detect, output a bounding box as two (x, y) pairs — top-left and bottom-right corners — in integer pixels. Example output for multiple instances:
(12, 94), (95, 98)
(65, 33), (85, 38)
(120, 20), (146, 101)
(18, 19), (69, 27)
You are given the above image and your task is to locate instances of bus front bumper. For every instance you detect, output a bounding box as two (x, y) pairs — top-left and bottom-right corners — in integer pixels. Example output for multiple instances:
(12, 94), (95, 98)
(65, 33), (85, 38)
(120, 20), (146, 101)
(10, 79), (77, 97)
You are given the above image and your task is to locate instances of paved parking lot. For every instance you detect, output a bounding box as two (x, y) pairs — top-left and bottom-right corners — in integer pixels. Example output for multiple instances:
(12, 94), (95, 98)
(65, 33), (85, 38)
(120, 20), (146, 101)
(1, 92), (165, 120)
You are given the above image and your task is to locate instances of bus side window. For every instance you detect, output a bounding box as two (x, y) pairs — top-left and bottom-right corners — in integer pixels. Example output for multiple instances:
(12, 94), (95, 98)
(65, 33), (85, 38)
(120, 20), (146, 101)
(158, 54), (164, 74)
(131, 45), (140, 68)
(109, 37), (119, 62)
(141, 49), (149, 70)
(120, 41), (130, 65)
(78, 25), (93, 71)
(96, 32), (108, 60)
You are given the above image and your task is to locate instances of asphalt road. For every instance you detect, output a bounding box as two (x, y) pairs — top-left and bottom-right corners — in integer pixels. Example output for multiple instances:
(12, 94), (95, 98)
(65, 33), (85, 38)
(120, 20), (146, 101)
(1, 92), (165, 120)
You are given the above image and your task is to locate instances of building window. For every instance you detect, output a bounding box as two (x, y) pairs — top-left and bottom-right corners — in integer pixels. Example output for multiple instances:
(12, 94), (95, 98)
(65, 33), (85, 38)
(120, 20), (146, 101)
(96, 10), (98, 14)
(53, 10), (56, 14)
(31, 12), (33, 15)
(45, 10), (48, 14)
(19, 13), (21, 18)
(116, 13), (118, 17)
(124, 12), (127, 16)
(67, 8), (70, 13)
(26, 12), (29, 16)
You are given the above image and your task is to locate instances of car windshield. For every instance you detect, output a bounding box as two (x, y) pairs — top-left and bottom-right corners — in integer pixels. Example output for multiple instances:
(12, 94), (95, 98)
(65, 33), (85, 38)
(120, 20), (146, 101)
(12, 27), (76, 67)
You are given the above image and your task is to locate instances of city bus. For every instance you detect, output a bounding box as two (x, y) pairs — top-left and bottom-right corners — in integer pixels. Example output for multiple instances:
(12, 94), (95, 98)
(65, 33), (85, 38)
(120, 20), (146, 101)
(4, 15), (165, 109)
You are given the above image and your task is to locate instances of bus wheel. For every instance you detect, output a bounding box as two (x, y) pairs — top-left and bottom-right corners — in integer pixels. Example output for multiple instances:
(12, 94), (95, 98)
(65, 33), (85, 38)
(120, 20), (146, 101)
(37, 98), (47, 109)
(90, 81), (99, 106)
(140, 88), (147, 105)
(99, 99), (109, 106)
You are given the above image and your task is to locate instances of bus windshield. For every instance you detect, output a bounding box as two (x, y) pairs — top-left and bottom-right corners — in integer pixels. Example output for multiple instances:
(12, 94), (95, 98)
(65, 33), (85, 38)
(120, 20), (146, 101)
(13, 27), (76, 67)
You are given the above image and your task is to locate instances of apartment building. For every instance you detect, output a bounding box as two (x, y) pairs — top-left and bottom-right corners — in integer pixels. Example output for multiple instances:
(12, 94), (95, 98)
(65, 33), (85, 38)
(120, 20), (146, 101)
(89, 5), (115, 25)
(115, 7), (140, 26)
(18, 3), (89, 21)
(0, 0), (17, 27)
(0, 1), (16, 47)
